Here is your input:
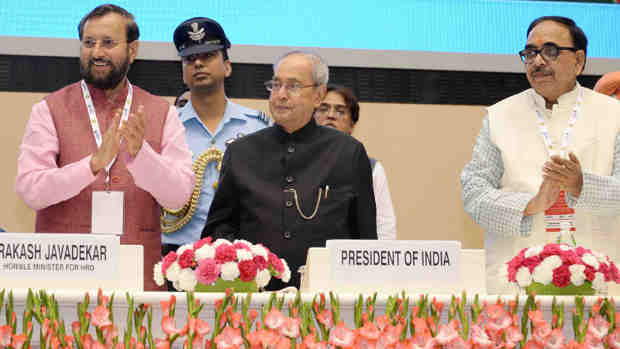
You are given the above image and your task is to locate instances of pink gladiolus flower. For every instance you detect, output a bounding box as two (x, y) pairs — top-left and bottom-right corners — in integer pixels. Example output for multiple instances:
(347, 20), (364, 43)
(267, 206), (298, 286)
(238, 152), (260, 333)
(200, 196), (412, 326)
(72, 321), (81, 334)
(587, 315), (610, 340)
(160, 295), (176, 316)
(92, 305), (112, 328)
(280, 317), (301, 338)
(214, 326), (244, 349)
(155, 338), (170, 349)
(195, 258), (221, 285)
(355, 336), (378, 349)
(275, 336), (291, 349)
(528, 310), (546, 326)
(544, 328), (566, 349)
(532, 321), (552, 346)
(411, 333), (437, 349)
(411, 317), (430, 336)
(607, 328), (620, 349)
(308, 341), (328, 349)
(584, 332), (605, 349)
(396, 340), (415, 349)
(264, 308), (287, 330)
(375, 314), (391, 332)
(92, 341), (106, 349)
(436, 323), (459, 345)
(524, 339), (544, 349)
(567, 340), (585, 349)
(329, 322), (356, 348)
(162, 316), (185, 337)
(378, 323), (403, 348)
(194, 318), (211, 337)
(1, 325), (14, 346)
(247, 329), (280, 348)
(505, 325), (524, 345)
(446, 336), (472, 349)
(359, 321), (381, 341)
(65, 335), (75, 349)
(81, 334), (93, 349)
(485, 306), (512, 333)
(316, 309), (334, 329)
(471, 324), (493, 349)
(103, 324), (119, 347)
(11, 333), (27, 349)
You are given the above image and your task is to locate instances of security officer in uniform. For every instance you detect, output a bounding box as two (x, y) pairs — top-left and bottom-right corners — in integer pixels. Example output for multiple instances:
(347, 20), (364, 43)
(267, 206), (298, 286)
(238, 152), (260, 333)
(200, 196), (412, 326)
(161, 17), (270, 264)
(203, 50), (377, 289)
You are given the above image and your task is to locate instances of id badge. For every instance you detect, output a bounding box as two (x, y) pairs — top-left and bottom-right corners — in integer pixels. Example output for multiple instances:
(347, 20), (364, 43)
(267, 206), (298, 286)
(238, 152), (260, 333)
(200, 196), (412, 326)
(544, 190), (575, 233)
(92, 191), (124, 235)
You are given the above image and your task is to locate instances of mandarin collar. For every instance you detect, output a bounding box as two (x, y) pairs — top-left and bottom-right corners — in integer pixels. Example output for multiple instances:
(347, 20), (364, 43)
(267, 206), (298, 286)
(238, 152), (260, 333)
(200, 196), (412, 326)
(530, 82), (581, 111)
(274, 118), (318, 143)
(85, 79), (129, 106)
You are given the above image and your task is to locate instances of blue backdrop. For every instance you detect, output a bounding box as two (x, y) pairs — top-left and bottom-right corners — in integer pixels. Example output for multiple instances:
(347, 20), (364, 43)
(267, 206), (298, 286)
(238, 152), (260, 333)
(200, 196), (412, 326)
(1, 0), (618, 58)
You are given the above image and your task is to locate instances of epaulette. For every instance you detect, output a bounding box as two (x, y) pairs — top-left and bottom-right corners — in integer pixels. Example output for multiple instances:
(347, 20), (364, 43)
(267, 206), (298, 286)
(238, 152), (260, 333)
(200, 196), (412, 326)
(244, 111), (271, 125)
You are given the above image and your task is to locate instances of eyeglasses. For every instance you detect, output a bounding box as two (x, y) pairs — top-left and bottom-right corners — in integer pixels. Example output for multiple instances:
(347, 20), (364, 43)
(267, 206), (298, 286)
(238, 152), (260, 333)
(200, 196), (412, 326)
(81, 38), (125, 50)
(519, 43), (578, 64)
(315, 103), (348, 118)
(264, 80), (317, 96)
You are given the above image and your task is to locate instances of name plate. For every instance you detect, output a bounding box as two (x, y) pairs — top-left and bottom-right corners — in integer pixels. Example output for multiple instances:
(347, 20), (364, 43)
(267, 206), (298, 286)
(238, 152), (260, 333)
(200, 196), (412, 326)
(326, 240), (460, 287)
(0, 233), (119, 281)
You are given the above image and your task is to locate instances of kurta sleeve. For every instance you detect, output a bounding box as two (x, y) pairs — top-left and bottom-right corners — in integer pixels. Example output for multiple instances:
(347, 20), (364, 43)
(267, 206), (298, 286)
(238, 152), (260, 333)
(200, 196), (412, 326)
(566, 133), (620, 213)
(373, 161), (397, 240)
(353, 143), (378, 239)
(460, 115), (534, 236)
(15, 100), (97, 210)
(202, 145), (241, 238)
(124, 106), (195, 210)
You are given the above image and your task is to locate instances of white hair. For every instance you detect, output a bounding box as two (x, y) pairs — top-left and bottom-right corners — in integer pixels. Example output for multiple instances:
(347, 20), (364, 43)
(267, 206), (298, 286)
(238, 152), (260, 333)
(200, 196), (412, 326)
(273, 50), (329, 86)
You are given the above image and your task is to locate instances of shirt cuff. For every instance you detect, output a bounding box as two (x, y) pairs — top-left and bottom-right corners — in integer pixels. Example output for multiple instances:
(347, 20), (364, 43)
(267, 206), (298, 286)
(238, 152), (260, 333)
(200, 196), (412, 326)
(568, 172), (594, 209)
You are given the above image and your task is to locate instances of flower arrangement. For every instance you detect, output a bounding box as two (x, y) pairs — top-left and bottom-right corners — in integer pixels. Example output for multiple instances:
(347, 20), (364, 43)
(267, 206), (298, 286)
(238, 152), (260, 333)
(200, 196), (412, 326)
(153, 237), (292, 292)
(3, 288), (620, 349)
(506, 243), (620, 295)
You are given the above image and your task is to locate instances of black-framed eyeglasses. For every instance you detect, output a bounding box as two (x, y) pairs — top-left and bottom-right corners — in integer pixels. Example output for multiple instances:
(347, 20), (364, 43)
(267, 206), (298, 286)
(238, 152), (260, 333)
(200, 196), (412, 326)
(519, 43), (578, 64)
(264, 80), (317, 96)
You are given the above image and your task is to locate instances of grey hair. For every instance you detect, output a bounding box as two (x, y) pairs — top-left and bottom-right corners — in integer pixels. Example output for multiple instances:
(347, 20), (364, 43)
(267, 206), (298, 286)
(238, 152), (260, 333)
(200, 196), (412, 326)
(273, 50), (329, 86)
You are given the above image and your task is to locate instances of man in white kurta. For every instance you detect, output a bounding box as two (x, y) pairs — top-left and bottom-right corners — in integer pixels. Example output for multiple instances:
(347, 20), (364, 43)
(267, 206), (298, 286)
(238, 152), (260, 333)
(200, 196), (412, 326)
(461, 16), (620, 294)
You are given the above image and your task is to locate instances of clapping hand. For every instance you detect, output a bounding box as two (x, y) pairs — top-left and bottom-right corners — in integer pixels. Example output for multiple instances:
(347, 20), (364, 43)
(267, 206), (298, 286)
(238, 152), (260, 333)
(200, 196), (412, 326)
(119, 104), (146, 157)
(90, 111), (122, 175)
(543, 152), (583, 198)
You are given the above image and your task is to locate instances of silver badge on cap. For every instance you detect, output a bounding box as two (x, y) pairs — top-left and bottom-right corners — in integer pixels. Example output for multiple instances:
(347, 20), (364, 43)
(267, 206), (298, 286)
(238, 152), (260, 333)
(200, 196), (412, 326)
(188, 22), (205, 42)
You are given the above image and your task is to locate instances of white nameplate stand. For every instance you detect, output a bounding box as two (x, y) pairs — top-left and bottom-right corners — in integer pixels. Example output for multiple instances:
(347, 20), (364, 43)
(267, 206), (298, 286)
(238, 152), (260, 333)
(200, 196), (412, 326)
(0, 233), (143, 291)
(301, 240), (486, 295)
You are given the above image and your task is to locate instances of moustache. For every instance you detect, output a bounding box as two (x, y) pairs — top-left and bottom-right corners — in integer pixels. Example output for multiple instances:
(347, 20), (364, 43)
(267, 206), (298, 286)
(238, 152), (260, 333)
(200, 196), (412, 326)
(88, 58), (112, 67)
(531, 66), (553, 76)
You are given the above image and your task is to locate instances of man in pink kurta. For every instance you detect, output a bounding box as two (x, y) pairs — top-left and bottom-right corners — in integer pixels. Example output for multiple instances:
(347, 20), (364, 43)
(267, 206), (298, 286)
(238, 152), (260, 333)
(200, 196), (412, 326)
(15, 4), (194, 291)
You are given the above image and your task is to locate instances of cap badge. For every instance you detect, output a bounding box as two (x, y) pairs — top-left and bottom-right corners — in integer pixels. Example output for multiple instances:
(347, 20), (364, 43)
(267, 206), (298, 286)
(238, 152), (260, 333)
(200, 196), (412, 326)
(188, 22), (205, 42)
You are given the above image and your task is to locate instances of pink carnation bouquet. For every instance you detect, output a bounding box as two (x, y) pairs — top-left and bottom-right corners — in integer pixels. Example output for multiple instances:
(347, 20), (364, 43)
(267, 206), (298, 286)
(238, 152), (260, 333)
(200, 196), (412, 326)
(153, 237), (291, 292)
(506, 243), (620, 295)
